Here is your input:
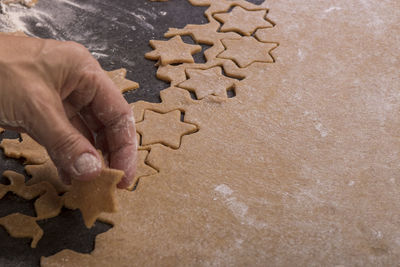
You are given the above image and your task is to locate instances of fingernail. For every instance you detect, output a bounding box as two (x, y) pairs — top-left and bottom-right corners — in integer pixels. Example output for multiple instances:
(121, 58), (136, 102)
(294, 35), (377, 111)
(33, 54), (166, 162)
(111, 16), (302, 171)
(73, 153), (101, 176)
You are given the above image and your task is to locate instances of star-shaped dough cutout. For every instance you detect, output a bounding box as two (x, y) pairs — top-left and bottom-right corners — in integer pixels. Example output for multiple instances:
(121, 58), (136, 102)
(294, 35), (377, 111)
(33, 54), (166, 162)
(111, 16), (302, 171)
(218, 37), (277, 68)
(128, 150), (158, 190)
(136, 110), (198, 149)
(145, 35), (202, 65)
(178, 67), (236, 99)
(214, 6), (273, 36)
(0, 133), (49, 164)
(63, 166), (124, 228)
(106, 68), (139, 93)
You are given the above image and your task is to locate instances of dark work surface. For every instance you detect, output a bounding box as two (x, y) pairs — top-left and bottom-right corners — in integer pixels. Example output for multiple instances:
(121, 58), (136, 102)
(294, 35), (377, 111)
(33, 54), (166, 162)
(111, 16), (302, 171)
(0, 0), (263, 266)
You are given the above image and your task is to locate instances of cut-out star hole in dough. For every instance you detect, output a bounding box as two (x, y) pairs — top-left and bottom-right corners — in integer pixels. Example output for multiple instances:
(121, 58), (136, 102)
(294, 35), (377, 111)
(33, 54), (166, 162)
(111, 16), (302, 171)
(178, 66), (237, 99)
(145, 35), (202, 65)
(128, 150), (158, 190)
(214, 6), (273, 36)
(218, 37), (278, 68)
(136, 110), (198, 149)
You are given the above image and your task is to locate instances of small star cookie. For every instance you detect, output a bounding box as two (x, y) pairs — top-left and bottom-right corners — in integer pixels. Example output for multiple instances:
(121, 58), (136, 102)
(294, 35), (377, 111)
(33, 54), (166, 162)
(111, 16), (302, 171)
(145, 35), (202, 65)
(107, 68), (139, 93)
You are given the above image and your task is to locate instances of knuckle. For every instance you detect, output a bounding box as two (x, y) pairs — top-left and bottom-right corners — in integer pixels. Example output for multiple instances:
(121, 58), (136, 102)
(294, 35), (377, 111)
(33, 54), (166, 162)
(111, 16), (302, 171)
(49, 132), (82, 162)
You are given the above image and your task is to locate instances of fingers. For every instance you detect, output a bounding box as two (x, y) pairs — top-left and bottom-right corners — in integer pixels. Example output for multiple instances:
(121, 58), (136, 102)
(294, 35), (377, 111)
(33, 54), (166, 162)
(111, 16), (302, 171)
(75, 68), (137, 188)
(26, 91), (102, 182)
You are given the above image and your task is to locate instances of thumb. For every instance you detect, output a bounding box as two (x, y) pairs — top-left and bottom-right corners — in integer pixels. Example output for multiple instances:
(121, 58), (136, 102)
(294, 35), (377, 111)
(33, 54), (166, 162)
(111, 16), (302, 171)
(27, 98), (102, 183)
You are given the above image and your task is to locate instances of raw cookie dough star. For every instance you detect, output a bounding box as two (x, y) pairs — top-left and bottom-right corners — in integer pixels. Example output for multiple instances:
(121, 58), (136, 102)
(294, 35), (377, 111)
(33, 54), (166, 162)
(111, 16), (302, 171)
(145, 35), (202, 65)
(136, 110), (198, 149)
(218, 37), (277, 68)
(107, 68), (139, 93)
(214, 6), (273, 36)
(63, 167), (124, 228)
(178, 66), (236, 99)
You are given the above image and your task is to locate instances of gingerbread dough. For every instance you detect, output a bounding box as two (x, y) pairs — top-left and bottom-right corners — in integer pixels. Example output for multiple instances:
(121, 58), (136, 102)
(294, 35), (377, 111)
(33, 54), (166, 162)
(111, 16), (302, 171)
(0, 213), (43, 248)
(106, 68), (139, 93)
(0, 133), (49, 164)
(63, 166), (124, 228)
(42, 0), (400, 266)
(0, 0), (399, 265)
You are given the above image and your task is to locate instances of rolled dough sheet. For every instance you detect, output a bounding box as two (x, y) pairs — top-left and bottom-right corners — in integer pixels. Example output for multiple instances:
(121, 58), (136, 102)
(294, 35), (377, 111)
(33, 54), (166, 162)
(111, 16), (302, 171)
(0, 0), (399, 265)
(41, 0), (400, 266)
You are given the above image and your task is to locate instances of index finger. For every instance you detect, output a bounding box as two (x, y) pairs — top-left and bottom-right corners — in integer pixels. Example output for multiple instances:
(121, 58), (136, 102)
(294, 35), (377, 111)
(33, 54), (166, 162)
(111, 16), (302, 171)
(82, 69), (137, 188)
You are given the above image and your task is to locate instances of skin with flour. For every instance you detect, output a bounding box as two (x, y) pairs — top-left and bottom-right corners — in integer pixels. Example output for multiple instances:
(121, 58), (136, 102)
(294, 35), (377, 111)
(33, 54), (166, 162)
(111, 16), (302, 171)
(0, 34), (137, 188)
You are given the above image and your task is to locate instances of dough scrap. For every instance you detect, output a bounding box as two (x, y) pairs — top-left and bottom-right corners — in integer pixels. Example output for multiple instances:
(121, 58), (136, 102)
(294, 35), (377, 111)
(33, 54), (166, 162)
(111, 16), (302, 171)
(0, 213), (43, 248)
(136, 109), (198, 149)
(218, 37), (278, 67)
(0, 133), (49, 164)
(0, 184), (7, 199)
(213, 6), (273, 36)
(34, 185), (63, 220)
(25, 160), (71, 194)
(63, 166), (124, 228)
(106, 68), (139, 93)
(145, 35), (202, 65)
(178, 66), (237, 99)
(42, 0), (400, 265)
(3, 170), (45, 199)
(1, 171), (63, 220)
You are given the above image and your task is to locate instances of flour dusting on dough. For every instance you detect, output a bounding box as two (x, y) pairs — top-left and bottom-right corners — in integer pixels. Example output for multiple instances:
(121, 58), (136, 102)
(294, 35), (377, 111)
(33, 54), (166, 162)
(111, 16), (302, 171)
(214, 184), (233, 196)
(215, 184), (266, 229)
(324, 6), (342, 13)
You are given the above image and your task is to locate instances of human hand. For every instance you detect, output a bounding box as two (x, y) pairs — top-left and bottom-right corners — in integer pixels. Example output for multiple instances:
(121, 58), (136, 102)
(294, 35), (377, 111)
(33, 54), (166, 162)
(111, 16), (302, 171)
(0, 35), (137, 188)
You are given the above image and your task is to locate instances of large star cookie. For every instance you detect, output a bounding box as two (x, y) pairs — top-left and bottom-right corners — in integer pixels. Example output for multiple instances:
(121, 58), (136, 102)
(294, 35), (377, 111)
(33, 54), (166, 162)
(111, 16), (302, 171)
(178, 67), (237, 99)
(214, 6), (273, 36)
(218, 37), (278, 67)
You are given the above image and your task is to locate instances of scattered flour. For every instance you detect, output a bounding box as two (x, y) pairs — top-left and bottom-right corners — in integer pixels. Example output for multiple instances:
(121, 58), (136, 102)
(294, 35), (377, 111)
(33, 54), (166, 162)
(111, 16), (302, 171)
(324, 6), (342, 13)
(214, 184), (267, 229)
(129, 11), (155, 31)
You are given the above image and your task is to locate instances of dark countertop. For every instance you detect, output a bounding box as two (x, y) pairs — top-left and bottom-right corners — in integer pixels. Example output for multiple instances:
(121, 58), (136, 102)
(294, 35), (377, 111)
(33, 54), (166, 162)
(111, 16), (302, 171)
(0, 0), (261, 266)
